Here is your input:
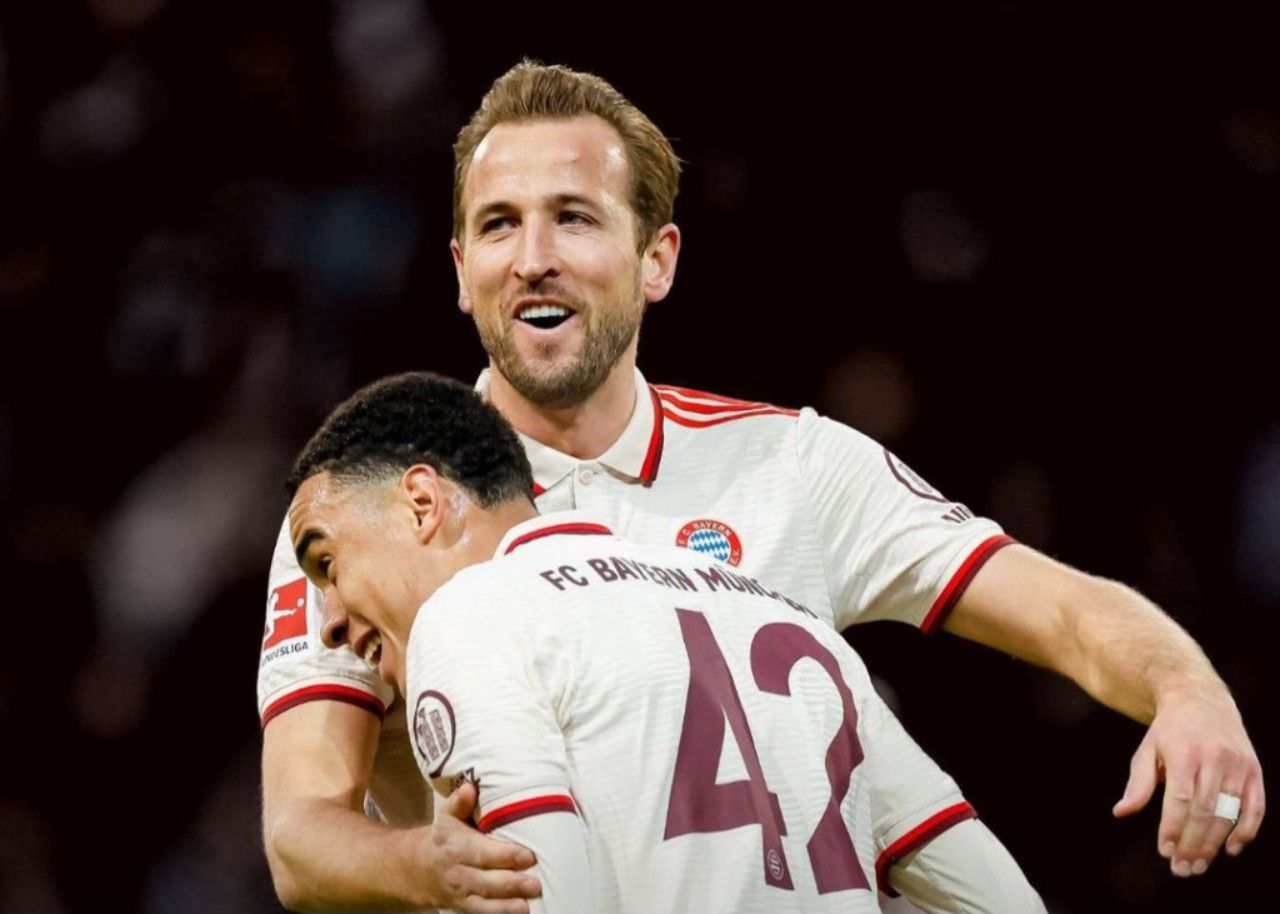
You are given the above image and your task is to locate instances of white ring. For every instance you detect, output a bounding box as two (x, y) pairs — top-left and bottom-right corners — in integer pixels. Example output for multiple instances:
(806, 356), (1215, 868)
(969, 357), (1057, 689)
(1213, 792), (1242, 824)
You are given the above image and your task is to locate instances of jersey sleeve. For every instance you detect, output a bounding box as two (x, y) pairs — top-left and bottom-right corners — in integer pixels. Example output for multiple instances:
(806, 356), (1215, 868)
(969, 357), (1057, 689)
(405, 576), (579, 836)
(795, 409), (1014, 632)
(256, 518), (394, 727)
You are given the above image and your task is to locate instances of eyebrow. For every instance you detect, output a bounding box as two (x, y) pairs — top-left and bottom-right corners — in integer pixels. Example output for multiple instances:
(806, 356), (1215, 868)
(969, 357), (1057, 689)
(294, 529), (325, 570)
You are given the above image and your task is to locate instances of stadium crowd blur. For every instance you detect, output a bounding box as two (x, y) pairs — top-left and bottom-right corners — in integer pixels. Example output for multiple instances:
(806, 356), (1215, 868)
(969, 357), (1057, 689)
(0, 3), (1275, 912)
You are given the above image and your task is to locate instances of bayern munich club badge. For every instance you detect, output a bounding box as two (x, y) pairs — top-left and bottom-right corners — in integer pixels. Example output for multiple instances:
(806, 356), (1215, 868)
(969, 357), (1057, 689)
(413, 690), (456, 778)
(676, 519), (743, 566)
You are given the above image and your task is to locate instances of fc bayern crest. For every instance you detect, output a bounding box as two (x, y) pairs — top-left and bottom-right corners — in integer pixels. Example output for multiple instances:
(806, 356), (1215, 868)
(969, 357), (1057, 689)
(676, 519), (743, 566)
(412, 690), (456, 778)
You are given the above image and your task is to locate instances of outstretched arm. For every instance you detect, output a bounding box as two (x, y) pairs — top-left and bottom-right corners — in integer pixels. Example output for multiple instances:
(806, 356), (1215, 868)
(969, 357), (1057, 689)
(946, 543), (1264, 876)
(261, 700), (541, 912)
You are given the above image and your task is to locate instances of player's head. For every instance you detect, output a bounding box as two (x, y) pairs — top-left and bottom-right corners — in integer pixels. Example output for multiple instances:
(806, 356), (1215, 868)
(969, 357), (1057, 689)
(286, 371), (534, 692)
(450, 61), (682, 409)
(453, 60), (680, 255)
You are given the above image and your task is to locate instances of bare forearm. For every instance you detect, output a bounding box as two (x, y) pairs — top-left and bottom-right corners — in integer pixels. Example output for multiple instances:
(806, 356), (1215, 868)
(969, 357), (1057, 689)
(265, 798), (428, 912)
(948, 545), (1229, 724)
(1056, 575), (1229, 724)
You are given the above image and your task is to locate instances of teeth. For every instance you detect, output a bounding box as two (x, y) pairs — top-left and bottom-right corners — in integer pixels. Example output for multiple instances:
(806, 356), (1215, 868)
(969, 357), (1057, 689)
(362, 634), (381, 665)
(520, 304), (571, 320)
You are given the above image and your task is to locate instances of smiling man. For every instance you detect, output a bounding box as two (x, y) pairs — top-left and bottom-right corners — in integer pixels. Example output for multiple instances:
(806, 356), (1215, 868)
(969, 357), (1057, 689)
(257, 61), (1263, 913)
(285, 371), (1045, 913)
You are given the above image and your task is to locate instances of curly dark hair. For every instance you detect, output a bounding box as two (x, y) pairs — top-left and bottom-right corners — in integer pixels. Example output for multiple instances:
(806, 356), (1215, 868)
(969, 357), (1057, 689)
(287, 371), (533, 506)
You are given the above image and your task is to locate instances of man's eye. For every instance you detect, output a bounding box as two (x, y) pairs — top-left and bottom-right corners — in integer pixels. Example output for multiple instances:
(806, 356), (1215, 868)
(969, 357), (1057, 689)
(479, 216), (514, 234)
(559, 211), (591, 225)
(318, 557), (334, 582)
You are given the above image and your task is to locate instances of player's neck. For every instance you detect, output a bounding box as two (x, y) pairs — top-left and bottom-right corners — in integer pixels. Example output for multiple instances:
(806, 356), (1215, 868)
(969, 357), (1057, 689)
(488, 353), (637, 460)
(444, 497), (540, 572)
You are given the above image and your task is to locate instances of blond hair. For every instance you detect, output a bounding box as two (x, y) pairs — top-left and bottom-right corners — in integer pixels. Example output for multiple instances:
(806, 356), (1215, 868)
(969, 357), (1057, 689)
(453, 61), (680, 251)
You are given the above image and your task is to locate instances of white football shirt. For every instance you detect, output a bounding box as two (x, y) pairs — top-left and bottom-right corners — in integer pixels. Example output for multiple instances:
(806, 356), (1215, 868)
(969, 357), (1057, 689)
(257, 369), (1014, 876)
(406, 514), (952, 913)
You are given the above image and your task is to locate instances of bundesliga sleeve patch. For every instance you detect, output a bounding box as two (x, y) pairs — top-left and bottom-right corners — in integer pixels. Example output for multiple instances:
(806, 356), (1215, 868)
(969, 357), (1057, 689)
(263, 577), (309, 649)
(676, 519), (743, 566)
(413, 690), (456, 778)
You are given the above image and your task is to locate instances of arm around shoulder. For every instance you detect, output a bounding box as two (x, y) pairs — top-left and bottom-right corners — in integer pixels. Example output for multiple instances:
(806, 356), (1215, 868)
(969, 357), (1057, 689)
(261, 701), (540, 912)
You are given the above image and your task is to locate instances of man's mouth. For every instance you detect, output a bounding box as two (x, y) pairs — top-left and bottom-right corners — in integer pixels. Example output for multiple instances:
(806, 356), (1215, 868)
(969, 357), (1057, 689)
(515, 300), (575, 330)
(357, 632), (382, 668)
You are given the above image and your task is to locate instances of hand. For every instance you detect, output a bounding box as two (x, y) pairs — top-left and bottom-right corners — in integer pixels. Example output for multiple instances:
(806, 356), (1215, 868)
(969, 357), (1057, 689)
(415, 782), (543, 912)
(1113, 688), (1265, 876)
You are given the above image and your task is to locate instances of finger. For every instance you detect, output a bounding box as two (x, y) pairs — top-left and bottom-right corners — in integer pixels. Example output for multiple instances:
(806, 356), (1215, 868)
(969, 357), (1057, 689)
(1227, 774), (1267, 856)
(1169, 763), (1225, 877)
(452, 893), (532, 914)
(437, 817), (538, 870)
(449, 867), (543, 902)
(1157, 763), (1195, 865)
(443, 782), (480, 821)
(1114, 739), (1159, 818)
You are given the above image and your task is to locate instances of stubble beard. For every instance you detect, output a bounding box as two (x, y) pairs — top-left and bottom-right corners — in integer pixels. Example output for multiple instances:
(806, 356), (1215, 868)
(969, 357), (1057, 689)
(477, 281), (644, 410)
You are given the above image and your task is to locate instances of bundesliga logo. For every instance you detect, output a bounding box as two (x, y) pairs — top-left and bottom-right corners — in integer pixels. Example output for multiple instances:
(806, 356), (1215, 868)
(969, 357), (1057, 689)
(676, 519), (743, 566)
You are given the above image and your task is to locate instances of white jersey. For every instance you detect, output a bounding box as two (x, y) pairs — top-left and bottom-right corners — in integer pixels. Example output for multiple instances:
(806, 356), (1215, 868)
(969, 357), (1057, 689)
(257, 369), (1013, 877)
(406, 514), (953, 913)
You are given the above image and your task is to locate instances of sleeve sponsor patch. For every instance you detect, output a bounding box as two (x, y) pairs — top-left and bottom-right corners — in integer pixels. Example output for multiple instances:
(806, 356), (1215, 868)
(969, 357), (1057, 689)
(263, 577), (309, 650)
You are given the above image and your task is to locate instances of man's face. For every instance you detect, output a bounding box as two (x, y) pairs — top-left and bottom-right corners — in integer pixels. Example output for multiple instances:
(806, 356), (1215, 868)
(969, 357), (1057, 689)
(288, 472), (427, 694)
(452, 115), (649, 409)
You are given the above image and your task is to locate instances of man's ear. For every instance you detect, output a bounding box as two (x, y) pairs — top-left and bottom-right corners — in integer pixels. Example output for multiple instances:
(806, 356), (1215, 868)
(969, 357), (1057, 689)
(641, 222), (681, 304)
(401, 465), (446, 542)
(450, 238), (473, 315)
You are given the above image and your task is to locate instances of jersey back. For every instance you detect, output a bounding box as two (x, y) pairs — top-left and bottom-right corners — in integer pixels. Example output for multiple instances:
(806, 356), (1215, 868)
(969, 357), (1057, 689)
(407, 521), (938, 913)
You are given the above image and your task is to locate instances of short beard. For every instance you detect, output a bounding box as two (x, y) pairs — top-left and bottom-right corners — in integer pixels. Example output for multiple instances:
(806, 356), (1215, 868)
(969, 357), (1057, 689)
(480, 302), (641, 410)
(476, 271), (645, 409)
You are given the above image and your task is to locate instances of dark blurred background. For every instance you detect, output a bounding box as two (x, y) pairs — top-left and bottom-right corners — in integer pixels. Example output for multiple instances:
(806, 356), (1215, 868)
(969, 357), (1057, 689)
(0, 2), (1275, 912)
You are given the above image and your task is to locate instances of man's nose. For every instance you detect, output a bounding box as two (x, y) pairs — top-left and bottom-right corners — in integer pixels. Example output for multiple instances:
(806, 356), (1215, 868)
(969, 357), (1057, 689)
(320, 593), (349, 650)
(513, 218), (561, 284)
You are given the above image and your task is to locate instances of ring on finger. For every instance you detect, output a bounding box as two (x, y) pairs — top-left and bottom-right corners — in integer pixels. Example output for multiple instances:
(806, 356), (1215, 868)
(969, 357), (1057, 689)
(1213, 792), (1242, 824)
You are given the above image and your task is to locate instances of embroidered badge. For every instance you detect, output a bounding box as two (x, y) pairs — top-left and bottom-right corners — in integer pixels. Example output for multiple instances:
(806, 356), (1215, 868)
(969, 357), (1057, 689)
(676, 519), (743, 566)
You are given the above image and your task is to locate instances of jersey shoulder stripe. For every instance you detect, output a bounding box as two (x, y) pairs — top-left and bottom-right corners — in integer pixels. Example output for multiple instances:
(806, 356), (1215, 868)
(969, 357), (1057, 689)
(654, 384), (800, 428)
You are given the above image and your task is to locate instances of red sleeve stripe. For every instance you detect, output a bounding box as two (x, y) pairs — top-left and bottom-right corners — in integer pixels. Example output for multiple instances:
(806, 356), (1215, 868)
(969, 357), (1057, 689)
(504, 522), (614, 555)
(662, 406), (800, 428)
(920, 535), (1017, 634)
(260, 684), (386, 729)
(875, 801), (978, 895)
(639, 386), (666, 482)
(477, 794), (577, 832)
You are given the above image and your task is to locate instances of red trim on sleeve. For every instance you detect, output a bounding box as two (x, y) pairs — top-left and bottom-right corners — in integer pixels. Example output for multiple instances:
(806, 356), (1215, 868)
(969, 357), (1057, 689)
(260, 684), (386, 729)
(920, 535), (1017, 634)
(477, 794), (577, 832)
(876, 801), (978, 895)
(639, 386), (666, 482)
(503, 522), (614, 555)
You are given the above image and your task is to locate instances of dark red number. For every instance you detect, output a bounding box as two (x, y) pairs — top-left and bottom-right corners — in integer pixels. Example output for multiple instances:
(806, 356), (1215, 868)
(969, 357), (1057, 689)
(751, 622), (868, 893)
(664, 610), (868, 894)
(664, 609), (792, 888)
